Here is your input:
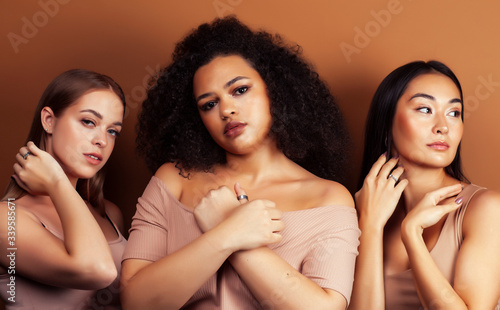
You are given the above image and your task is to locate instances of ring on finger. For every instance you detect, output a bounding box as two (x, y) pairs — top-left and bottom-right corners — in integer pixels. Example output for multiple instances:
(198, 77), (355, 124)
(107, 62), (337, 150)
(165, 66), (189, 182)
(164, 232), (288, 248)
(388, 174), (398, 182)
(22, 151), (32, 160)
(237, 194), (249, 201)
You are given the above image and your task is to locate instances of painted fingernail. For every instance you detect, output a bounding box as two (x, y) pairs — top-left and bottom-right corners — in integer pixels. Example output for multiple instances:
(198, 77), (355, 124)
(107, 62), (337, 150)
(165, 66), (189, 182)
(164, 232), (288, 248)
(455, 196), (464, 204)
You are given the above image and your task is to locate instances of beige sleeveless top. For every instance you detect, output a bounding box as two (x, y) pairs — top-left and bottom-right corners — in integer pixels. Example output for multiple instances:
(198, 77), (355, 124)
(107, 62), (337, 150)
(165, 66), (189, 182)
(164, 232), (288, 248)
(384, 184), (500, 309)
(0, 207), (127, 309)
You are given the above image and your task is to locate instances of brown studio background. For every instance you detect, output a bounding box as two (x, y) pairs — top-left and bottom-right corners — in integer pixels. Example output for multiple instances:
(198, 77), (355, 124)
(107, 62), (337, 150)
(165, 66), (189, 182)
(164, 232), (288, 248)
(1, 0), (500, 236)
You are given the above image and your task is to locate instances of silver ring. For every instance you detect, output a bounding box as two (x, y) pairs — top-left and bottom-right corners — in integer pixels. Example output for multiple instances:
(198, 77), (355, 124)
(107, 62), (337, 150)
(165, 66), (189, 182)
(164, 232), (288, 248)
(22, 151), (32, 160)
(388, 174), (398, 182)
(237, 194), (248, 201)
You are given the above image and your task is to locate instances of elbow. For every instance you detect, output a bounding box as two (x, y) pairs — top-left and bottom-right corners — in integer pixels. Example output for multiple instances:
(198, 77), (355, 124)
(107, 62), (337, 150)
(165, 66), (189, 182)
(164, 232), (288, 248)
(315, 291), (348, 310)
(92, 262), (118, 288)
(75, 259), (118, 290)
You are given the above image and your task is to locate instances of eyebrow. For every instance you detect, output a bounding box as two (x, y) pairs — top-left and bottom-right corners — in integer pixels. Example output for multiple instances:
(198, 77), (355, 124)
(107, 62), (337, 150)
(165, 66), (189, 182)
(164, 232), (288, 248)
(80, 109), (123, 127)
(196, 76), (249, 102)
(409, 93), (462, 104)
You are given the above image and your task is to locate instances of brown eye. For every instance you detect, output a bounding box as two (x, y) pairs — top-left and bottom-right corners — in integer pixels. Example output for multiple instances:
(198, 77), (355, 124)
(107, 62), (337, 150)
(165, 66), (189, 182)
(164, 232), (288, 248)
(234, 86), (248, 95)
(200, 101), (217, 111)
(417, 107), (431, 114)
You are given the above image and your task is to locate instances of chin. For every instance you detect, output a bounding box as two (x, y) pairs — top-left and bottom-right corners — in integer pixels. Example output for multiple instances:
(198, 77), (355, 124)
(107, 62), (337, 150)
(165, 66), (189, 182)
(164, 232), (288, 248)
(67, 167), (101, 180)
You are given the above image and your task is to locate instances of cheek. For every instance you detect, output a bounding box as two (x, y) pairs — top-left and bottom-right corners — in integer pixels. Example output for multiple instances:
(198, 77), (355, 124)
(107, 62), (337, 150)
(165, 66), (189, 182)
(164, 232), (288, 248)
(199, 113), (219, 134)
(451, 122), (464, 144)
(392, 114), (415, 146)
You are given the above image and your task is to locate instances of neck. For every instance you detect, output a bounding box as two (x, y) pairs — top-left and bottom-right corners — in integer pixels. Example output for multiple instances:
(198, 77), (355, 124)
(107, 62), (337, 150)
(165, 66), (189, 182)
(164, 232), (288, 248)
(400, 161), (459, 212)
(223, 139), (291, 187)
(45, 139), (79, 189)
(68, 175), (79, 189)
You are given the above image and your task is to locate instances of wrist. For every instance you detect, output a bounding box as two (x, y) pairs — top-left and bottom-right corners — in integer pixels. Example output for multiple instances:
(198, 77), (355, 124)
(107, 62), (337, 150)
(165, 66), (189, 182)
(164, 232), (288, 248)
(203, 223), (238, 256)
(400, 218), (423, 245)
(358, 216), (385, 234)
(47, 176), (73, 197)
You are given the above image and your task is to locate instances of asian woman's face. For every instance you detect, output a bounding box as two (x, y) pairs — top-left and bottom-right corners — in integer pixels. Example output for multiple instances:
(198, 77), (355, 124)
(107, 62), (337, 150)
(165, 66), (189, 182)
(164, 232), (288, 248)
(43, 89), (124, 180)
(193, 55), (273, 155)
(392, 73), (463, 169)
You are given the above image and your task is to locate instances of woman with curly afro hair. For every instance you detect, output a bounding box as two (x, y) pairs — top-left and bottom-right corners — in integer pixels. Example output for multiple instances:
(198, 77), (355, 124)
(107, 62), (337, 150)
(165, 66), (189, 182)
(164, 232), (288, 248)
(121, 16), (360, 309)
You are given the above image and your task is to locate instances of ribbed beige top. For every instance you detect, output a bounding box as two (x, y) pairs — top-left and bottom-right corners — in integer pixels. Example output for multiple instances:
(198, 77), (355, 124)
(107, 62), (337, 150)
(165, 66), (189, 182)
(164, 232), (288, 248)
(123, 176), (360, 309)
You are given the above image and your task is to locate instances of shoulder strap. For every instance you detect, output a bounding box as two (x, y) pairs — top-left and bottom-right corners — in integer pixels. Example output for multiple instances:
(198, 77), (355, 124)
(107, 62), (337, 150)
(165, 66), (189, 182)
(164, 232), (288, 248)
(456, 184), (487, 247)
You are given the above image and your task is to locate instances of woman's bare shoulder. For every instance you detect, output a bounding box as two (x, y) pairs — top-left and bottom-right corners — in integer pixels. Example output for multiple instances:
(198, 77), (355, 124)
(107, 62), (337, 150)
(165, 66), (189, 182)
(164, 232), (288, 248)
(309, 177), (355, 208)
(463, 187), (500, 234)
(153, 163), (187, 199)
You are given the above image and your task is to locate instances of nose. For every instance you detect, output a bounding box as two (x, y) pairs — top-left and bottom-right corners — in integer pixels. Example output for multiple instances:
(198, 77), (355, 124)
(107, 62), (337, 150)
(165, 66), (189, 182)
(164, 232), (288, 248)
(433, 114), (448, 134)
(219, 96), (237, 120)
(92, 129), (108, 148)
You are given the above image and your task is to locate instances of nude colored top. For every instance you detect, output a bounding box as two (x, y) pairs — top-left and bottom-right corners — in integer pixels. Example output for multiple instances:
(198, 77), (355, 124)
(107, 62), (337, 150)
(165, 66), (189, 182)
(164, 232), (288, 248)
(123, 176), (360, 309)
(384, 184), (500, 309)
(0, 207), (127, 310)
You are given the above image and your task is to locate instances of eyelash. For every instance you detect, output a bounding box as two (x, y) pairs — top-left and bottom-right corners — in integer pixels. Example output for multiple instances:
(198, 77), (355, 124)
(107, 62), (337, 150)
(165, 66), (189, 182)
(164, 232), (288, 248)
(82, 119), (96, 126)
(82, 119), (120, 137)
(108, 129), (120, 137)
(417, 107), (431, 113)
(234, 86), (248, 95)
(199, 86), (249, 111)
(200, 101), (217, 111)
(416, 107), (462, 118)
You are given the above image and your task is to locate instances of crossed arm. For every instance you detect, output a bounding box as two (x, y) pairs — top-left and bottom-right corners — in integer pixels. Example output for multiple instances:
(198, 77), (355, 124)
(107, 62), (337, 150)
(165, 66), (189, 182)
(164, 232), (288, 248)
(120, 165), (354, 309)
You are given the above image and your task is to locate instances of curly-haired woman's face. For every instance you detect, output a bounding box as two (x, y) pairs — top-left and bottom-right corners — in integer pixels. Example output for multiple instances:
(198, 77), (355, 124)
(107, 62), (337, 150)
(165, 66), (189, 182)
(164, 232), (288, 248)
(392, 73), (463, 169)
(193, 55), (273, 155)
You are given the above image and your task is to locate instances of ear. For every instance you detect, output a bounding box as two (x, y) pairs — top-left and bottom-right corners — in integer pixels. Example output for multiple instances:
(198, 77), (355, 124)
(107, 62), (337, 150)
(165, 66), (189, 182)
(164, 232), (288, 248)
(40, 107), (55, 134)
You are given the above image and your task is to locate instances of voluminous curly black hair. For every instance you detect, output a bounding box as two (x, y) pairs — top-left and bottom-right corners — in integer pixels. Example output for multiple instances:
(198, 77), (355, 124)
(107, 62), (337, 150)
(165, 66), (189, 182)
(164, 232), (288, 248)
(136, 16), (350, 182)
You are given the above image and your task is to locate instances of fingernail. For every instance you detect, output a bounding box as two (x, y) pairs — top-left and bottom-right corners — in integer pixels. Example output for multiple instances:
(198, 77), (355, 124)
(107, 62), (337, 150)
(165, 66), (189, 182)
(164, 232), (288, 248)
(455, 196), (464, 204)
(382, 152), (387, 157)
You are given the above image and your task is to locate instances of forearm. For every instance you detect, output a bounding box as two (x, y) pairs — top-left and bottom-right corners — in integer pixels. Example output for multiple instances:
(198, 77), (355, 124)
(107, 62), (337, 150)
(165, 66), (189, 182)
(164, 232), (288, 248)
(122, 227), (234, 310)
(349, 222), (386, 310)
(402, 226), (467, 310)
(228, 247), (345, 310)
(48, 178), (116, 282)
